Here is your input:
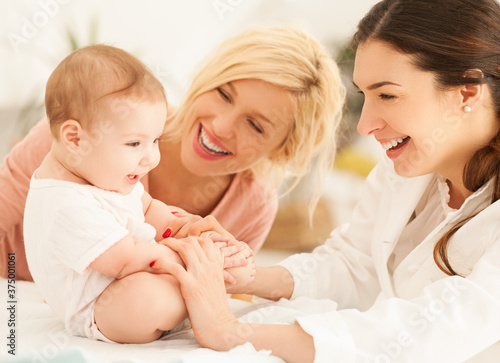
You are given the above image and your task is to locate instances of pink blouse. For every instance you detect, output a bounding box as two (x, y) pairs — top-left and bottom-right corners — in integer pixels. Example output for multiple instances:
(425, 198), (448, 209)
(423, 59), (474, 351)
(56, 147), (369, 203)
(0, 119), (278, 281)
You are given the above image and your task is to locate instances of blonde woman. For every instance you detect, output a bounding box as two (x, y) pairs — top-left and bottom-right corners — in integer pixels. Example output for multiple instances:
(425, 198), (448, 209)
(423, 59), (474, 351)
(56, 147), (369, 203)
(0, 26), (345, 281)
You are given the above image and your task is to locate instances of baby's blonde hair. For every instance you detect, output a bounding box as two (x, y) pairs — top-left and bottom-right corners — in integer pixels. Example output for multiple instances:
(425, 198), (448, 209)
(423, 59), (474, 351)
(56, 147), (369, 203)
(45, 44), (166, 137)
(164, 26), (346, 216)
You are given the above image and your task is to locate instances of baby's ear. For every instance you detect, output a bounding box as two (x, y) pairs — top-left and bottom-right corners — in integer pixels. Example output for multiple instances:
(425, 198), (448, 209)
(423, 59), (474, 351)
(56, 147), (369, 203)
(59, 119), (82, 150)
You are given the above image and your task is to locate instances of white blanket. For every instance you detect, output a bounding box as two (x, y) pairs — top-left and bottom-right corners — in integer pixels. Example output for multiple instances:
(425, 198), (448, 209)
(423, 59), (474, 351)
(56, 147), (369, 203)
(0, 278), (338, 362)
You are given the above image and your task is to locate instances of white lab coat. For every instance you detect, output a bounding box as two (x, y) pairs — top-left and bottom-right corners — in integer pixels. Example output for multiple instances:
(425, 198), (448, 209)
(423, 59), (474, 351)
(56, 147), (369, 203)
(280, 156), (500, 363)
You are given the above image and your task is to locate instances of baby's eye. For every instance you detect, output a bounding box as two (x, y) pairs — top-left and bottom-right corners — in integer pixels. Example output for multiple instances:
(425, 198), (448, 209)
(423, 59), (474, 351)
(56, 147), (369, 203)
(126, 142), (140, 147)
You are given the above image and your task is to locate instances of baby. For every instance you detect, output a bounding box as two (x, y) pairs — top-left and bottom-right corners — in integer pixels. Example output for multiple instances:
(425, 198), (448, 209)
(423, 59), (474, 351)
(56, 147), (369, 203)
(23, 44), (254, 344)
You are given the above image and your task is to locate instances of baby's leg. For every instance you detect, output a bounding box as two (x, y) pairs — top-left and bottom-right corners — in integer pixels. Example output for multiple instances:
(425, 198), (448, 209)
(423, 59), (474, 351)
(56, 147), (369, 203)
(94, 272), (187, 343)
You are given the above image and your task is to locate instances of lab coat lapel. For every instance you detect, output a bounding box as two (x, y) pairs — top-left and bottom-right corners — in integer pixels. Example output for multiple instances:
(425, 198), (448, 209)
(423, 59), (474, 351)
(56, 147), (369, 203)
(373, 173), (434, 295)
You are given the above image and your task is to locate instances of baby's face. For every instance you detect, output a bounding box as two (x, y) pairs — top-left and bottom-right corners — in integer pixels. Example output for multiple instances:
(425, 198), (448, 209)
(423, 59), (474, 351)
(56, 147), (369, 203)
(74, 98), (167, 194)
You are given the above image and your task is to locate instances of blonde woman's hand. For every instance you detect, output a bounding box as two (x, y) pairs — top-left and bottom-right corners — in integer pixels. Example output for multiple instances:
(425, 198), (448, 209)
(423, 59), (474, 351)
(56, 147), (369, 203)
(162, 212), (235, 240)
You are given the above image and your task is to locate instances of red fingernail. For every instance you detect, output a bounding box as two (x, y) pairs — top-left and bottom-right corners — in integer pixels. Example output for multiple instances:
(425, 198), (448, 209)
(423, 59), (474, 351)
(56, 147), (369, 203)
(162, 228), (172, 238)
(150, 261), (156, 268)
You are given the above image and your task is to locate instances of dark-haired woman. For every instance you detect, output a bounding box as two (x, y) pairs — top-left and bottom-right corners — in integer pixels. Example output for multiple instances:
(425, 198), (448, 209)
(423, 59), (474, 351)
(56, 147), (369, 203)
(152, 0), (500, 361)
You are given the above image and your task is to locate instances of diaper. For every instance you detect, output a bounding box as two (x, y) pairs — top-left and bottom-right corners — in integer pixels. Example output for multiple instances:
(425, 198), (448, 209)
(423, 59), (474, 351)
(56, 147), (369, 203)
(162, 318), (192, 337)
(88, 308), (115, 343)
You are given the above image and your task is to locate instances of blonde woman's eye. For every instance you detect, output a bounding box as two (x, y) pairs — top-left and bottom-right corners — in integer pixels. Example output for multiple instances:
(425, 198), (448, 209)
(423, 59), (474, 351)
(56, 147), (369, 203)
(379, 94), (395, 100)
(217, 87), (231, 102)
(249, 119), (264, 134)
(127, 142), (140, 147)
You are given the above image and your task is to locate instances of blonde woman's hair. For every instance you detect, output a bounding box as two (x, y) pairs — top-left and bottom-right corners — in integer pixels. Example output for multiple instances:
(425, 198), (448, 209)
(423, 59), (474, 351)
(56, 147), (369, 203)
(45, 44), (166, 137)
(164, 26), (346, 216)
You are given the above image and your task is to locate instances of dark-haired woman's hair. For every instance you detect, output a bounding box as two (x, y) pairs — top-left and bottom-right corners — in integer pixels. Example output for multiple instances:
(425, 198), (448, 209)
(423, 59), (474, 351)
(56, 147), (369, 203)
(352, 0), (500, 276)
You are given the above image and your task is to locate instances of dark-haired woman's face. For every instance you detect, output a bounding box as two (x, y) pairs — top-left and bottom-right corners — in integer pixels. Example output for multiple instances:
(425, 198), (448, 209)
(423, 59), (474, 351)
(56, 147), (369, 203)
(353, 40), (498, 181)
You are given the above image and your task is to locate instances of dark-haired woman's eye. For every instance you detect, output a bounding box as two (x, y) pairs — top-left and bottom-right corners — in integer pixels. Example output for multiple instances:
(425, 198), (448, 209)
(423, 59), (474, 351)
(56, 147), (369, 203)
(379, 94), (395, 100)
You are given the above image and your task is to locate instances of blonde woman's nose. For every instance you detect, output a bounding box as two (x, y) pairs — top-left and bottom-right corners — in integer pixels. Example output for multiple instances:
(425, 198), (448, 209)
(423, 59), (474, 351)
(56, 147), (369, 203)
(212, 114), (236, 139)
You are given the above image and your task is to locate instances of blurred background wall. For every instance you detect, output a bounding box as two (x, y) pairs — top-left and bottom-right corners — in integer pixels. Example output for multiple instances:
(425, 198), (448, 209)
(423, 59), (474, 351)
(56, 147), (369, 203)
(0, 0), (378, 154)
(0, 0), (383, 259)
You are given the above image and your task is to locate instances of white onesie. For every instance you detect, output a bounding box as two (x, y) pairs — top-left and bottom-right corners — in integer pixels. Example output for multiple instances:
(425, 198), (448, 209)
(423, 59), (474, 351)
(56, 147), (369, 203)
(24, 176), (156, 340)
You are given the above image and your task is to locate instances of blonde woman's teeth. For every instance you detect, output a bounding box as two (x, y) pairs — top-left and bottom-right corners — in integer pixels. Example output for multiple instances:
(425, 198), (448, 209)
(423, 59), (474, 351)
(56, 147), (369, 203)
(382, 137), (408, 150)
(199, 128), (230, 155)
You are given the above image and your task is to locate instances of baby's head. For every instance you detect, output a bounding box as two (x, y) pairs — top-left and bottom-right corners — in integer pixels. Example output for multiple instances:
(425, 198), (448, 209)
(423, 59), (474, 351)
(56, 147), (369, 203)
(45, 45), (167, 194)
(45, 44), (167, 137)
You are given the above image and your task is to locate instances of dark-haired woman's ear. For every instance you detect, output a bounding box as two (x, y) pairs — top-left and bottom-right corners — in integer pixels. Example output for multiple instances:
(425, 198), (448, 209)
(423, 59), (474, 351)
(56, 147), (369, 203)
(459, 69), (486, 112)
(459, 83), (483, 112)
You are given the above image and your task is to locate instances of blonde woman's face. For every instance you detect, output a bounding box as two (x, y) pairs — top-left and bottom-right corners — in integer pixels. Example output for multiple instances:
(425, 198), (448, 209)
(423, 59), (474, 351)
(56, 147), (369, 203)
(180, 79), (294, 176)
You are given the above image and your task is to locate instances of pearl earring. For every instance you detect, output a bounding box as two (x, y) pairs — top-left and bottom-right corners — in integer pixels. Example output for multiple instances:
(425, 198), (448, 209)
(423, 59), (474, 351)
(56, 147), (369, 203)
(464, 105), (472, 113)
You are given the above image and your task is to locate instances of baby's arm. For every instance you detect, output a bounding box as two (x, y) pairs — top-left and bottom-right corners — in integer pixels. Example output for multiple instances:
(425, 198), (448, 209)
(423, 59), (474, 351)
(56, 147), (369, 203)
(142, 192), (232, 241)
(142, 191), (177, 242)
(89, 234), (182, 279)
(141, 191), (255, 287)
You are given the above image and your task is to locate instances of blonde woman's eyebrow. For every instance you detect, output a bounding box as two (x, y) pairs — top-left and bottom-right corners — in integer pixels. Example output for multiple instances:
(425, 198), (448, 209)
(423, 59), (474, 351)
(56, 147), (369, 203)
(253, 111), (273, 125)
(227, 82), (237, 96)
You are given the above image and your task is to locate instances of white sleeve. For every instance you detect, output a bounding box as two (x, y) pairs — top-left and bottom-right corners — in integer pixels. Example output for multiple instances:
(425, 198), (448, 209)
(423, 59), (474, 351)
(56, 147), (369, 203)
(295, 215), (500, 362)
(279, 158), (395, 310)
(50, 195), (129, 274)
